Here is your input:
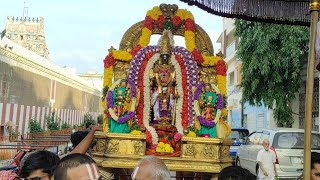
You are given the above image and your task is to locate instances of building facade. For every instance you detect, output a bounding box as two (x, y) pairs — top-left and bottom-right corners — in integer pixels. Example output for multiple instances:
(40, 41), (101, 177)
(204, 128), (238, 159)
(0, 37), (101, 136)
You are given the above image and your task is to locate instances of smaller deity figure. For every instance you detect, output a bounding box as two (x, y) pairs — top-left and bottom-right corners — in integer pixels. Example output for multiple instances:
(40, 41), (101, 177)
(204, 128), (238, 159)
(196, 83), (218, 138)
(113, 80), (131, 117)
(108, 79), (133, 133)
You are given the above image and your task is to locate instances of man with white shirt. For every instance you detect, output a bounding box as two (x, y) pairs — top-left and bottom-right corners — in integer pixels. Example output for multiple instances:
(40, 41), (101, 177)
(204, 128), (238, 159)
(257, 139), (278, 180)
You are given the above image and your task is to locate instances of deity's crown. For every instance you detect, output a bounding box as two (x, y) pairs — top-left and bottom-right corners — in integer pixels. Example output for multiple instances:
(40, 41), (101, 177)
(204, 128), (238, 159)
(159, 30), (173, 56)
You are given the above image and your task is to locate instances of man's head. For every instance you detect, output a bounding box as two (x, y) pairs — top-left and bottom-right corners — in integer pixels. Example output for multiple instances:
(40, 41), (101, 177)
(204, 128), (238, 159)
(218, 166), (255, 180)
(70, 131), (89, 148)
(132, 155), (170, 180)
(19, 150), (60, 180)
(262, 139), (270, 151)
(312, 152), (320, 180)
(54, 153), (100, 180)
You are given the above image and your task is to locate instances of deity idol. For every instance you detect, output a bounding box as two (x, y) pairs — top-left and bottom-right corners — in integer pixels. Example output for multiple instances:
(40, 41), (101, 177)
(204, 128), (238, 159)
(197, 83), (218, 137)
(108, 79), (133, 133)
(151, 31), (178, 128)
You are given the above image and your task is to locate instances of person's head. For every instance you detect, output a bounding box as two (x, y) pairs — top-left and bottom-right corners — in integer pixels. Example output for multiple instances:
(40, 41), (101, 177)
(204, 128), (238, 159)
(312, 152), (320, 180)
(19, 150), (60, 180)
(218, 166), (255, 180)
(54, 153), (100, 180)
(70, 131), (89, 148)
(132, 155), (170, 180)
(262, 139), (270, 151)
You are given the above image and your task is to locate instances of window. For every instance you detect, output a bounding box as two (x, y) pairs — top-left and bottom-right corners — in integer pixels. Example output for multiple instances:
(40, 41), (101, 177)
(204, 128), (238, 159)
(229, 71), (235, 86)
(20, 35), (23, 40)
(273, 132), (320, 150)
(225, 41), (236, 58)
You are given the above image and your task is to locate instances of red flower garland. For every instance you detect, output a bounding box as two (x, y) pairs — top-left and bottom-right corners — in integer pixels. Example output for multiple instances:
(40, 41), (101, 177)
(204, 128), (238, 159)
(136, 51), (155, 127)
(144, 16), (154, 30)
(216, 60), (227, 76)
(130, 44), (142, 56)
(175, 54), (189, 129)
(146, 130), (152, 144)
(104, 53), (115, 68)
(185, 18), (195, 32)
(172, 16), (182, 28)
(191, 49), (204, 65)
(157, 15), (165, 28)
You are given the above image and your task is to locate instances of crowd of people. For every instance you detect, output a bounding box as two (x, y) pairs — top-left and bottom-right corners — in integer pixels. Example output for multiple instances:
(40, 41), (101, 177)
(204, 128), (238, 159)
(0, 124), (320, 180)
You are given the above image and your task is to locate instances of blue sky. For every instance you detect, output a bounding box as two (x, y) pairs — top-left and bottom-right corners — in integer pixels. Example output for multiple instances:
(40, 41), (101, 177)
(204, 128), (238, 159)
(0, 0), (222, 74)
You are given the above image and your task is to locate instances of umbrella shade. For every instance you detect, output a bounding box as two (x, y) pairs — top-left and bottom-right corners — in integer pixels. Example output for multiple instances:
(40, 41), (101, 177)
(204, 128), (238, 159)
(180, 0), (310, 26)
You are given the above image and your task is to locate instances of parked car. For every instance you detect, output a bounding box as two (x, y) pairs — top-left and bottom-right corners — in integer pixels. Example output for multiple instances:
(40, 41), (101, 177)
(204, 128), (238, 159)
(236, 128), (320, 179)
(228, 128), (249, 164)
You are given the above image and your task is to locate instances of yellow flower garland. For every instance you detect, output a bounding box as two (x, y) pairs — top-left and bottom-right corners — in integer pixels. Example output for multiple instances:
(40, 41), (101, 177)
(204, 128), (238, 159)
(202, 55), (221, 66)
(222, 108), (228, 117)
(138, 28), (152, 47)
(146, 6), (162, 20)
(184, 30), (195, 52)
(103, 66), (113, 89)
(112, 50), (132, 61)
(216, 75), (227, 96)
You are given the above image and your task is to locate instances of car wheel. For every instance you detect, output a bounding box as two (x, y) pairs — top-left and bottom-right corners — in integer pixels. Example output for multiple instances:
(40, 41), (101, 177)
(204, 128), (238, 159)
(236, 157), (241, 166)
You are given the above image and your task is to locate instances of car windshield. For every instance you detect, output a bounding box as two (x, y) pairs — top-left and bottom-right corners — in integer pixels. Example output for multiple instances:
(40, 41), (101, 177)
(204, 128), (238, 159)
(228, 130), (249, 140)
(273, 132), (320, 150)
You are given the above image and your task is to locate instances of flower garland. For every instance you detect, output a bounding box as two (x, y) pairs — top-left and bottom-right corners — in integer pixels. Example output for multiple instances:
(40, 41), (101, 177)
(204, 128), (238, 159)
(194, 83), (223, 127)
(142, 53), (159, 144)
(106, 79), (137, 123)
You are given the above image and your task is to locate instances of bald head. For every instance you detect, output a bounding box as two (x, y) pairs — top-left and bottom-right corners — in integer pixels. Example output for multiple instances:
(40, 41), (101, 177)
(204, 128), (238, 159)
(132, 155), (170, 180)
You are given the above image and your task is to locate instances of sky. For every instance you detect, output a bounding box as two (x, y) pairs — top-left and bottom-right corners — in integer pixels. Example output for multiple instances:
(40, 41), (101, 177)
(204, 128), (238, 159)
(0, 0), (222, 74)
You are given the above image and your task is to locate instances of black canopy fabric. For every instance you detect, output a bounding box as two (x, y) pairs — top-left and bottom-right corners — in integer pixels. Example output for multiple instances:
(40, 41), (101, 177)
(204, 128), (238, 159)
(180, 0), (310, 26)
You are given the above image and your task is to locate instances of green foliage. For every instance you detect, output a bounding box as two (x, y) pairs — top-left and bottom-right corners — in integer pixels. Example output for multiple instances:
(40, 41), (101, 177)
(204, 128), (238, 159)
(101, 86), (109, 101)
(46, 112), (60, 130)
(81, 113), (96, 127)
(61, 123), (71, 129)
(97, 114), (103, 125)
(30, 118), (43, 133)
(235, 19), (309, 127)
(73, 124), (79, 129)
(130, 123), (143, 132)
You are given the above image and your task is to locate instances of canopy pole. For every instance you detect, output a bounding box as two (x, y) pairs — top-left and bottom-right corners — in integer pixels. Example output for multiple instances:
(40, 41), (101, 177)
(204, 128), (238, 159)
(304, 1), (319, 179)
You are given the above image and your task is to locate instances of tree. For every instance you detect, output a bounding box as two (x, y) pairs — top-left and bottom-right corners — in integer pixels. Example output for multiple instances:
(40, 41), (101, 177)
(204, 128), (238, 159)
(235, 19), (309, 127)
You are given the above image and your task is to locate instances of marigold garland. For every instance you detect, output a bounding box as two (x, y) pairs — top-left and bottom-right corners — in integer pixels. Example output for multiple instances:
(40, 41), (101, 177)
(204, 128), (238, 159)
(112, 50), (132, 61)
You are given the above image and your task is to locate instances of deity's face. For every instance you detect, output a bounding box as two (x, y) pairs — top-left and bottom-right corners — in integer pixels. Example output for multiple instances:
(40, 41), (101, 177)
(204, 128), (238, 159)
(120, 81), (127, 88)
(205, 85), (211, 92)
(160, 54), (170, 65)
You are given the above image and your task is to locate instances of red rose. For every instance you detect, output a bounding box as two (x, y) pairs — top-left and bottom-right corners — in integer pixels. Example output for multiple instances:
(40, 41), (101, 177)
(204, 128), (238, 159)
(172, 16), (182, 28)
(192, 49), (204, 65)
(185, 18), (195, 32)
(103, 53), (115, 68)
(216, 60), (227, 76)
(157, 15), (165, 28)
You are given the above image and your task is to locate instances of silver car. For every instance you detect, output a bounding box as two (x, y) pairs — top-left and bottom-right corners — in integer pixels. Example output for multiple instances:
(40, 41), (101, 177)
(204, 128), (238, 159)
(236, 128), (320, 179)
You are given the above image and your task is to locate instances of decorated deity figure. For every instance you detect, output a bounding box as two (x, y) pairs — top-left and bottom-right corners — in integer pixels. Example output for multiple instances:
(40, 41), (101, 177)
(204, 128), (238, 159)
(151, 30), (178, 127)
(107, 79), (136, 133)
(195, 83), (221, 138)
